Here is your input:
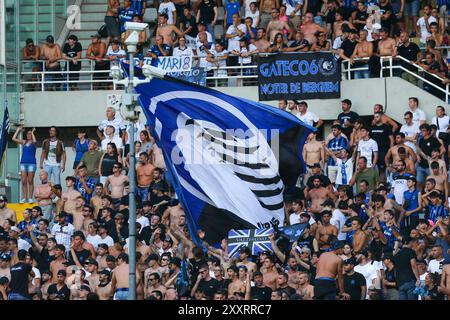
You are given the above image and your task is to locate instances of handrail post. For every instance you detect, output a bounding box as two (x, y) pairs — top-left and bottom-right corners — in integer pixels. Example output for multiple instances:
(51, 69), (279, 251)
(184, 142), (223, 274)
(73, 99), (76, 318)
(389, 56), (393, 78)
(379, 57), (383, 78)
(446, 83), (449, 106)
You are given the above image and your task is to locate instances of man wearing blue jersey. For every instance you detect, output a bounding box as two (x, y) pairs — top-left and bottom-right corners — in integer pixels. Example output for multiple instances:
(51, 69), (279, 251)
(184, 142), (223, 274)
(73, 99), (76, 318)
(427, 191), (448, 224)
(326, 124), (349, 184)
(118, 0), (138, 34)
(403, 176), (422, 233)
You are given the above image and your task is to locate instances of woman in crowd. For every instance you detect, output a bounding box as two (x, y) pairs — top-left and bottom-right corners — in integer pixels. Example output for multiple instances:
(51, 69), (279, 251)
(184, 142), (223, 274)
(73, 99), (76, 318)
(72, 129), (89, 174)
(98, 142), (122, 184)
(12, 125), (37, 203)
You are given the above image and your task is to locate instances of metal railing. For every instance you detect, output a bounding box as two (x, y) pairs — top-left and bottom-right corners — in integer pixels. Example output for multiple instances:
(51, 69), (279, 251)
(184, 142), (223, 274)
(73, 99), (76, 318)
(341, 55), (450, 102)
(20, 53), (450, 101)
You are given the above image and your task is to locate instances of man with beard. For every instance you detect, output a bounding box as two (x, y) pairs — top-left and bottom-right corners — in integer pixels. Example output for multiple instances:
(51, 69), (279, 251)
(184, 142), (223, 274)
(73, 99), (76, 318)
(0, 196), (16, 226)
(306, 177), (335, 215)
(316, 211), (338, 252)
(96, 269), (112, 300)
(136, 152), (155, 203)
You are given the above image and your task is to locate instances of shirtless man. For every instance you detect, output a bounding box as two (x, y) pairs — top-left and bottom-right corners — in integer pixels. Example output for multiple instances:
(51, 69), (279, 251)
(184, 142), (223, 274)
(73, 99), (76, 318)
(49, 244), (67, 284)
(81, 205), (95, 235)
(266, 8), (292, 43)
(350, 29), (373, 76)
(85, 34), (108, 90)
(315, 210), (339, 252)
(136, 152), (155, 203)
(0, 196), (16, 226)
(314, 240), (344, 300)
(23, 38), (41, 88)
(427, 162), (448, 199)
(303, 132), (325, 170)
(96, 270), (112, 300)
(162, 201), (184, 229)
(259, 0), (279, 29)
(236, 247), (257, 274)
(261, 256), (278, 291)
(70, 196), (85, 231)
(156, 13), (184, 47)
(62, 176), (82, 215)
(299, 13), (326, 44)
(111, 253), (131, 300)
(34, 171), (53, 222)
(227, 266), (246, 294)
(90, 183), (104, 219)
(297, 272), (314, 300)
(307, 177), (334, 215)
(385, 133), (417, 166)
(378, 27), (397, 56)
(104, 162), (128, 205)
(398, 147), (416, 175)
(254, 28), (271, 52)
(350, 217), (369, 254)
(40, 35), (62, 91)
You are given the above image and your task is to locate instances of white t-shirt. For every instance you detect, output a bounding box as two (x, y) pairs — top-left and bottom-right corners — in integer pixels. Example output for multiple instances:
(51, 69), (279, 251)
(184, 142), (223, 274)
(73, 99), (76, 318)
(98, 235), (115, 247)
(31, 267), (41, 286)
(86, 234), (103, 249)
(195, 31), (213, 48)
(354, 262), (379, 299)
(208, 48), (228, 76)
(417, 16), (437, 43)
(334, 158), (353, 185)
(173, 46), (194, 57)
(236, 44), (257, 64)
(137, 215), (150, 231)
(196, 43), (210, 69)
(101, 136), (123, 152)
(400, 123), (420, 152)
(410, 108), (427, 127)
(432, 115), (450, 136)
(333, 36), (344, 59)
(289, 212), (301, 225)
(330, 209), (347, 241)
(125, 121), (146, 145)
(296, 111), (319, 127)
(106, 48), (126, 59)
(357, 138), (379, 168)
(282, 0), (303, 16)
(246, 10), (260, 28)
(44, 140), (64, 166)
(391, 174), (410, 205)
(18, 238), (32, 252)
(158, 1), (177, 25)
(428, 258), (444, 274)
(99, 117), (126, 138)
(226, 24), (247, 52)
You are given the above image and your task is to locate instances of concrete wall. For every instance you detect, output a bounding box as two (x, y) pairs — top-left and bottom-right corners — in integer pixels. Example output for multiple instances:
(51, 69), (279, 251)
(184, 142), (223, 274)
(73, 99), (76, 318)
(22, 77), (445, 127)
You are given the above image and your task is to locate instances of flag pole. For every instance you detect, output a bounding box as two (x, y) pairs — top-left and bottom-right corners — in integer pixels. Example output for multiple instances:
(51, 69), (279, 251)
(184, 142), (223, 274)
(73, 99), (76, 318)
(2, 99), (7, 188)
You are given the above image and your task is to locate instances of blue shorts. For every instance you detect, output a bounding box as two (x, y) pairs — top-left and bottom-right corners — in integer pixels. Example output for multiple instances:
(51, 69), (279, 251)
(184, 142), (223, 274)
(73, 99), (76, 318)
(416, 165), (430, 184)
(20, 163), (36, 172)
(404, 0), (420, 17)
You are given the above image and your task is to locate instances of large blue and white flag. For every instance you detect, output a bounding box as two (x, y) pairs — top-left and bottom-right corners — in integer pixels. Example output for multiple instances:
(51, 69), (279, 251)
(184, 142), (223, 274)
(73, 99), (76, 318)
(0, 105), (10, 173)
(135, 78), (315, 244)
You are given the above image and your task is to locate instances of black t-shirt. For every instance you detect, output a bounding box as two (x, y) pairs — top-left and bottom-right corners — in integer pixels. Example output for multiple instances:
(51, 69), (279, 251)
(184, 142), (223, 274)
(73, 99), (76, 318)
(325, 8), (337, 24)
(427, 286), (446, 300)
(279, 285), (296, 297)
(198, 0), (216, 24)
(63, 42), (83, 69)
(340, 40), (357, 59)
(101, 154), (119, 176)
(418, 136), (442, 168)
(306, 174), (331, 189)
(47, 283), (71, 300)
(297, 235), (315, 252)
(370, 123), (392, 153)
(306, 0), (322, 15)
(338, 111), (359, 139)
(353, 9), (369, 31)
(393, 247), (417, 286)
(9, 262), (32, 296)
(32, 247), (53, 272)
(180, 15), (198, 37)
(216, 278), (231, 293)
(379, 3), (394, 29)
(198, 277), (219, 298)
(397, 43), (420, 72)
(189, 258), (208, 283)
(67, 248), (91, 266)
(251, 285), (272, 300)
(343, 271), (366, 300)
(384, 267), (396, 288)
(149, 194), (171, 215)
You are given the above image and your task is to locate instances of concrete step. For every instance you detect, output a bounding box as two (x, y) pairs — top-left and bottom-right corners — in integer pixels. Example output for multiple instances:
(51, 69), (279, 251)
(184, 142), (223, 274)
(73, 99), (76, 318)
(81, 3), (107, 13)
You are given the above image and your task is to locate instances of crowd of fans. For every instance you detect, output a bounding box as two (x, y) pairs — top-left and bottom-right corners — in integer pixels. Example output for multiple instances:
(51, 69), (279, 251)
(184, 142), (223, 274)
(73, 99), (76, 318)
(0, 93), (450, 300)
(21, 0), (450, 96)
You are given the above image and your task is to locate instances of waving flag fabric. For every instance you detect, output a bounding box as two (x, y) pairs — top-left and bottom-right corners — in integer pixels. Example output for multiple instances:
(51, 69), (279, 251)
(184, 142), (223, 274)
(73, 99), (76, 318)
(135, 77), (315, 244)
(0, 105), (9, 173)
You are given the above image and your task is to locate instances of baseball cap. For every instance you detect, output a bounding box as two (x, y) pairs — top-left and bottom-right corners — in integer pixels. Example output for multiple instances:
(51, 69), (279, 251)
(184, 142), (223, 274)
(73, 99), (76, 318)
(57, 270), (67, 277)
(300, 212), (311, 219)
(46, 35), (55, 43)
(98, 243), (109, 250)
(91, 33), (101, 39)
(407, 176), (417, 183)
(99, 269), (111, 276)
(80, 285), (91, 292)
(85, 258), (98, 267)
(0, 253), (11, 261)
(0, 195), (7, 202)
(26, 38), (34, 45)
(10, 226), (19, 232)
